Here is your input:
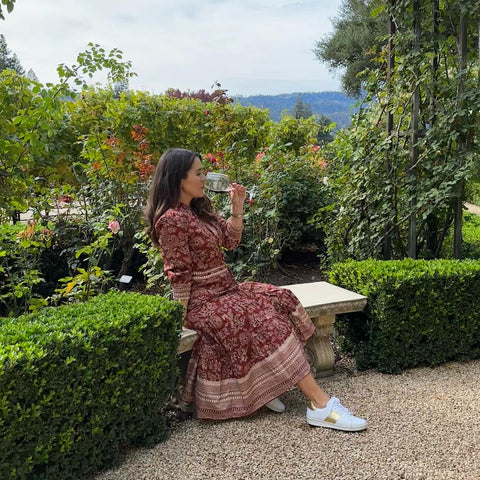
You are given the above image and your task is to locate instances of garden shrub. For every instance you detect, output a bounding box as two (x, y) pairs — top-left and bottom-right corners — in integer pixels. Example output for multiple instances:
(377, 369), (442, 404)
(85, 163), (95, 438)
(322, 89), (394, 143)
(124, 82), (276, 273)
(330, 259), (480, 373)
(0, 290), (182, 479)
(207, 142), (329, 278)
(1, 80), (331, 305)
(0, 218), (124, 316)
(466, 180), (480, 207)
(0, 222), (53, 316)
(462, 213), (480, 259)
(440, 212), (480, 260)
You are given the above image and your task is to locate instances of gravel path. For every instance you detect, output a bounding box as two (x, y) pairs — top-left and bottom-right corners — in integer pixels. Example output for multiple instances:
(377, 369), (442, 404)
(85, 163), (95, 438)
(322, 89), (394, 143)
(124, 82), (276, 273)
(466, 202), (480, 216)
(93, 359), (480, 480)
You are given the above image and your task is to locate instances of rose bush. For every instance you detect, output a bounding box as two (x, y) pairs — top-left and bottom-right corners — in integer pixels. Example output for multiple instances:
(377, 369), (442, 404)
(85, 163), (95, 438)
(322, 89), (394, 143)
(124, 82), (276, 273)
(1, 66), (332, 312)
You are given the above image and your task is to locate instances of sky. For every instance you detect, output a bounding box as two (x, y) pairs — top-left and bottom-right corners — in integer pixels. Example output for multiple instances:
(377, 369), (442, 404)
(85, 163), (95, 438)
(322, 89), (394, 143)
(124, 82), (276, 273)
(1, 0), (344, 96)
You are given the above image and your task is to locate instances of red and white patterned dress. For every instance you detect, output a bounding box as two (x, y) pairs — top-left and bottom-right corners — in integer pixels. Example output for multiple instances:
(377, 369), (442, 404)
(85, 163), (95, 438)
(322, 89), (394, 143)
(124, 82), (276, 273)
(155, 203), (315, 420)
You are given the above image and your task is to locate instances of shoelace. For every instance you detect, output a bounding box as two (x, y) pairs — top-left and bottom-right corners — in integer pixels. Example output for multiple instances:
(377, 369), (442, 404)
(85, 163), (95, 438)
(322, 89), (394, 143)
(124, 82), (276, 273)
(330, 397), (352, 416)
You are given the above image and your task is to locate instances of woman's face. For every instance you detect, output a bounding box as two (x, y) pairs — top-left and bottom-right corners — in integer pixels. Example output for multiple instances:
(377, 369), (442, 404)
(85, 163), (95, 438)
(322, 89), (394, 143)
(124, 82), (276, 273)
(179, 157), (205, 204)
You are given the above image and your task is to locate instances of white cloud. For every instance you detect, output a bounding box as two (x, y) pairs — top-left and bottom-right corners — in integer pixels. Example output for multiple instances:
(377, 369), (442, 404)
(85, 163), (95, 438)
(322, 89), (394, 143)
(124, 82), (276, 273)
(1, 0), (343, 95)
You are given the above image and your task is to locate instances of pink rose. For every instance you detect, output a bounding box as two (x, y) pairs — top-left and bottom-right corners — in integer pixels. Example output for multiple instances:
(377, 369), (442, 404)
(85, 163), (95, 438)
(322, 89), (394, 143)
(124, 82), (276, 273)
(58, 194), (73, 204)
(108, 220), (121, 234)
(205, 153), (217, 164)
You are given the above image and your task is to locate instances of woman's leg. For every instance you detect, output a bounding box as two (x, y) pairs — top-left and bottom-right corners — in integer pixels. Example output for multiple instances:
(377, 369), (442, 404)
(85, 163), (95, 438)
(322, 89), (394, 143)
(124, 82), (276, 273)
(296, 372), (330, 408)
(297, 372), (368, 431)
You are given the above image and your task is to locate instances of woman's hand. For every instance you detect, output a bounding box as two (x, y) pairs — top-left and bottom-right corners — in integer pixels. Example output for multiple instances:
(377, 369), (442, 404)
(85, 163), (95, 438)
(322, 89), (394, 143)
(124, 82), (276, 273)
(228, 182), (246, 214)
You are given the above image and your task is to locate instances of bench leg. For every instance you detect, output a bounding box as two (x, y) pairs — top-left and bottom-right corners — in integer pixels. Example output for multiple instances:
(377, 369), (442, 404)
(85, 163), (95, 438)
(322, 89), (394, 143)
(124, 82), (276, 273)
(176, 351), (195, 416)
(304, 314), (335, 378)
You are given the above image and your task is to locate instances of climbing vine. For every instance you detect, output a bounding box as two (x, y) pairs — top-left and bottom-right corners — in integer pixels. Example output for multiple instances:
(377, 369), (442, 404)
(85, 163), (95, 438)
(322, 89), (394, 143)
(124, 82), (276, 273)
(322, 0), (480, 261)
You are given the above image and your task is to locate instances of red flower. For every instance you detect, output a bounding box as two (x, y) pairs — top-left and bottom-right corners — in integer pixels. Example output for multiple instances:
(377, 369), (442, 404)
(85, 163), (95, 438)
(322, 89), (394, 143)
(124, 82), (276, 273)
(58, 194), (73, 204)
(248, 198), (255, 205)
(205, 153), (217, 164)
(205, 109), (210, 115)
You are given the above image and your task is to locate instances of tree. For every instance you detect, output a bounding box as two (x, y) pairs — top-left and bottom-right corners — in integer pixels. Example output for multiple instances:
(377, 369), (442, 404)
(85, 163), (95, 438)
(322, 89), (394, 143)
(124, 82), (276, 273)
(0, 0), (16, 20)
(0, 42), (137, 222)
(293, 93), (312, 119)
(165, 82), (232, 105)
(0, 34), (25, 75)
(26, 68), (38, 81)
(112, 78), (129, 98)
(323, 0), (480, 261)
(316, 115), (335, 145)
(314, 0), (386, 97)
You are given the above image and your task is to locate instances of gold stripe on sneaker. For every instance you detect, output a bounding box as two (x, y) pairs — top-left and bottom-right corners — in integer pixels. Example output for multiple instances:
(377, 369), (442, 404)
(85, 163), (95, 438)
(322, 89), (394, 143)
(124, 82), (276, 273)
(324, 410), (341, 424)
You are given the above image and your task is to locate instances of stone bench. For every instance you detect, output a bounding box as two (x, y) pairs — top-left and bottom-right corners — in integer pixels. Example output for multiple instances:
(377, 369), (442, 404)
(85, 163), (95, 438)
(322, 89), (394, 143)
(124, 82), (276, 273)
(177, 281), (367, 377)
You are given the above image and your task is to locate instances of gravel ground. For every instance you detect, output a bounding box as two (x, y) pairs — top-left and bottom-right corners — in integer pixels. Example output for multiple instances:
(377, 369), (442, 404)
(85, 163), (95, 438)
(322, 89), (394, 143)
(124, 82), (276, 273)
(466, 203), (480, 216)
(93, 359), (480, 480)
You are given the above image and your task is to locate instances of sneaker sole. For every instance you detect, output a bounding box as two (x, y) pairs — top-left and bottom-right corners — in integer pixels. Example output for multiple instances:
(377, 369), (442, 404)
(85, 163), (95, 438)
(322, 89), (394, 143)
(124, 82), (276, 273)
(265, 403), (286, 413)
(307, 418), (368, 432)
(265, 398), (286, 413)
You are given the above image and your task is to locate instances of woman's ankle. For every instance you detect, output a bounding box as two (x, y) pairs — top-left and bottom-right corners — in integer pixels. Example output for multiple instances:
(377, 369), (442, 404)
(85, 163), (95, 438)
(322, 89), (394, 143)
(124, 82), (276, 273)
(309, 397), (329, 409)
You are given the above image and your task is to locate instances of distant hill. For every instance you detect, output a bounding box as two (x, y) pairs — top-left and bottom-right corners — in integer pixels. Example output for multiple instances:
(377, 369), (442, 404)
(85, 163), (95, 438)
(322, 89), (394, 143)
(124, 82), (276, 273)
(233, 91), (358, 129)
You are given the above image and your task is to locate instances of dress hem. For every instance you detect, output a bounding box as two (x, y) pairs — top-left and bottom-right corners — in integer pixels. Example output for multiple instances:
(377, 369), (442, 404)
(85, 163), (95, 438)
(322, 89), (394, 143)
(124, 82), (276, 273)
(182, 331), (312, 420)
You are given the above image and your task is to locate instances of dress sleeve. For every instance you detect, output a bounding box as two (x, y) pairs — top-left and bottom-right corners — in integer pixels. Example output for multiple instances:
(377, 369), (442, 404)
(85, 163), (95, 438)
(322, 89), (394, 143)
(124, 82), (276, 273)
(155, 211), (192, 303)
(217, 216), (243, 250)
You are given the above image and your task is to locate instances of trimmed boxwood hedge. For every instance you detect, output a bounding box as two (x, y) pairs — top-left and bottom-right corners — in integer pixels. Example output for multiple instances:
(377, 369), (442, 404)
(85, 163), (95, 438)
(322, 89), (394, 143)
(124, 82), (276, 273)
(330, 259), (480, 373)
(0, 291), (182, 479)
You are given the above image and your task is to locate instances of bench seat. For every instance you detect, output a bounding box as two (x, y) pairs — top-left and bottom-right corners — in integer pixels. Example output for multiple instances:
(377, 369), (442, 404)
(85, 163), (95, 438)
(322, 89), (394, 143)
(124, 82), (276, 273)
(178, 281), (367, 377)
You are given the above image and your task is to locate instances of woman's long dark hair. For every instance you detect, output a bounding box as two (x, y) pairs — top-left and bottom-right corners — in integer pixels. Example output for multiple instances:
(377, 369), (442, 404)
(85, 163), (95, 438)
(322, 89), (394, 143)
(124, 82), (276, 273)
(145, 148), (217, 246)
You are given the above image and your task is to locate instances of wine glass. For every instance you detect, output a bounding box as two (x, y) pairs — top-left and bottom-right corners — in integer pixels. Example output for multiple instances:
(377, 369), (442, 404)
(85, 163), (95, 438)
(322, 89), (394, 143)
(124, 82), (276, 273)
(205, 172), (232, 193)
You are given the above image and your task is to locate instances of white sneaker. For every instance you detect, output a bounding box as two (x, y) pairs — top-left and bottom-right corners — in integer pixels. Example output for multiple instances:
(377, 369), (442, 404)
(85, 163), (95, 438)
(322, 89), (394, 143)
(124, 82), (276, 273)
(265, 397), (286, 413)
(306, 397), (367, 431)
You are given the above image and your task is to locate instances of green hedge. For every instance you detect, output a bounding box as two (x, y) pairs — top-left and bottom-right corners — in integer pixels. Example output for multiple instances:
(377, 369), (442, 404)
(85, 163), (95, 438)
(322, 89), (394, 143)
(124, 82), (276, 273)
(0, 291), (182, 479)
(330, 259), (480, 373)
(440, 212), (480, 260)
(459, 213), (480, 259)
(466, 180), (480, 206)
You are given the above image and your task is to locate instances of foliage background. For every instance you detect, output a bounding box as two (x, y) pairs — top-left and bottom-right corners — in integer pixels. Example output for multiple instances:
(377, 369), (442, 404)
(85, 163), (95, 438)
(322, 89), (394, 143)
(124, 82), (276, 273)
(318, 0), (480, 263)
(0, 42), (332, 316)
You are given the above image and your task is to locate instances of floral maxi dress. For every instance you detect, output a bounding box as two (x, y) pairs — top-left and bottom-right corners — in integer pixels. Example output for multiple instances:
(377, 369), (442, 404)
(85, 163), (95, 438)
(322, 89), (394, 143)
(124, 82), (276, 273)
(156, 204), (315, 420)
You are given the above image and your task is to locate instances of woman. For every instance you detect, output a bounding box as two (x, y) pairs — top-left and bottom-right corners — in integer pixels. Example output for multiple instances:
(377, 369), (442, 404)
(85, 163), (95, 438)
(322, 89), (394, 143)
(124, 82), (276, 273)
(145, 148), (367, 431)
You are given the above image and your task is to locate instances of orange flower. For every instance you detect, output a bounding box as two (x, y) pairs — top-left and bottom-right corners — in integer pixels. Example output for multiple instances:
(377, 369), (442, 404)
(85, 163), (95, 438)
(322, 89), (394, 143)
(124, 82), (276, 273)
(138, 139), (150, 152)
(17, 221), (36, 239)
(135, 159), (155, 179)
(105, 137), (119, 147)
(131, 124), (148, 142)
